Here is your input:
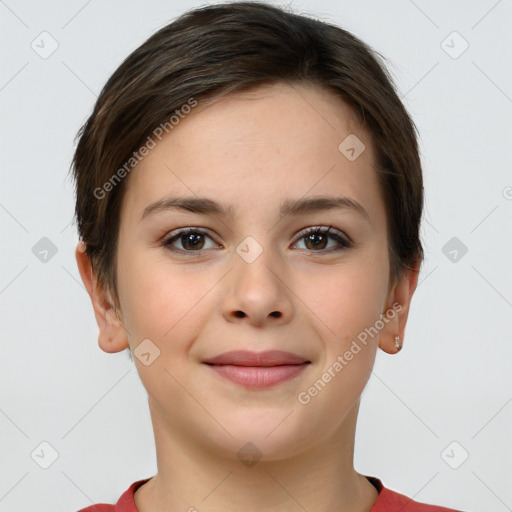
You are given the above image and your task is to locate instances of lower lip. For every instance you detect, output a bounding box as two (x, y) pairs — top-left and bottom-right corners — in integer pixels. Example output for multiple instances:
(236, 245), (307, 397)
(204, 363), (309, 388)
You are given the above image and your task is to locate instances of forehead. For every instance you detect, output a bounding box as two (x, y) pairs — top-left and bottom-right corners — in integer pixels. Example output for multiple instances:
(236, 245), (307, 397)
(121, 82), (385, 228)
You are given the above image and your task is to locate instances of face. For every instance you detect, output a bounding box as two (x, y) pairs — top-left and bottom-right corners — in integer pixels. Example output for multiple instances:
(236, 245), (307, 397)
(84, 82), (411, 462)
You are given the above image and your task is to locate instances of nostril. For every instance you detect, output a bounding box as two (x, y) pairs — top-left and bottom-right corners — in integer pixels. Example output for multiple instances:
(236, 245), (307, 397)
(235, 311), (245, 318)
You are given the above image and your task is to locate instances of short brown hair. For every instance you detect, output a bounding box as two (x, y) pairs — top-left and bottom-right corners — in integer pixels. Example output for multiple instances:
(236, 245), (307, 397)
(70, 0), (424, 310)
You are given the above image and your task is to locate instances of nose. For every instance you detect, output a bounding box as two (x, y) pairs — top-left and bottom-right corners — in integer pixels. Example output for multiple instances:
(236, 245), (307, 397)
(222, 241), (294, 328)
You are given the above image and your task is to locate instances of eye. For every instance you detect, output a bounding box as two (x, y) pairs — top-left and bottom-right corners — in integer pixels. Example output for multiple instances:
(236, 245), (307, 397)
(163, 228), (219, 253)
(292, 226), (352, 253)
(162, 225), (352, 255)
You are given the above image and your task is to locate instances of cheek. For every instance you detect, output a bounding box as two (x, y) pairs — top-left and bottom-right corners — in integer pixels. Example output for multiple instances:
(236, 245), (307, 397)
(296, 266), (384, 422)
(304, 254), (389, 342)
(117, 252), (215, 392)
(118, 250), (215, 345)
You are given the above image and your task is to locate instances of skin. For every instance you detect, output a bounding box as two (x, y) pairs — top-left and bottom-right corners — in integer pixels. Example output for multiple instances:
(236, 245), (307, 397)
(76, 82), (420, 512)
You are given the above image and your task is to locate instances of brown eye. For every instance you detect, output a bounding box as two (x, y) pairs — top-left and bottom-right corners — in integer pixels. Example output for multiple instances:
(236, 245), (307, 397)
(179, 232), (205, 250)
(293, 226), (352, 253)
(163, 228), (218, 252)
(162, 225), (352, 255)
(304, 231), (329, 250)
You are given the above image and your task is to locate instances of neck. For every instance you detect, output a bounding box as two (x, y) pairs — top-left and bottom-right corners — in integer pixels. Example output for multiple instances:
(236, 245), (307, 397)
(134, 398), (379, 512)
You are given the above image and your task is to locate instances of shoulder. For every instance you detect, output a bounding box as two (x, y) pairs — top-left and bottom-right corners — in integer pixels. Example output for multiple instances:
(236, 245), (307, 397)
(368, 476), (465, 512)
(76, 478), (152, 512)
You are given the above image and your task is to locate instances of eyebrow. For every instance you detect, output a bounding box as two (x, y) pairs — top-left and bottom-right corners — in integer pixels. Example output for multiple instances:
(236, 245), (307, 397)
(140, 195), (371, 223)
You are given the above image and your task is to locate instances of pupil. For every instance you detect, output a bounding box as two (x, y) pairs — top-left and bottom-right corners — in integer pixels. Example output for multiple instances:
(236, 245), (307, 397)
(184, 233), (202, 249)
(308, 233), (326, 249)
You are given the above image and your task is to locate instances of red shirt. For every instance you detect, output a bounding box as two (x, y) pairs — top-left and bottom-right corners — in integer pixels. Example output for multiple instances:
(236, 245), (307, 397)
(77, 476), (463, 511)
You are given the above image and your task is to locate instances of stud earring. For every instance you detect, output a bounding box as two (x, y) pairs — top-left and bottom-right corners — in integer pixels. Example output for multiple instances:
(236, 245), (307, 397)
(394, 336), (401, 352)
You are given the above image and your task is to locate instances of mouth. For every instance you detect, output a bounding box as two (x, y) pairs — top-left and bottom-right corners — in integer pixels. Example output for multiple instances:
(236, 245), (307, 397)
(202, 350), (311, 389)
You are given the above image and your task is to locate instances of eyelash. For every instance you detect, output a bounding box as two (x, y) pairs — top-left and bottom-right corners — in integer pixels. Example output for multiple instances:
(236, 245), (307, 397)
(162, 226), (353, 255)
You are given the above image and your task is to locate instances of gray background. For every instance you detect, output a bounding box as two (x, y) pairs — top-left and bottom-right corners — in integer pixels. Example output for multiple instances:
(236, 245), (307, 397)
(1, 1), (511, 511)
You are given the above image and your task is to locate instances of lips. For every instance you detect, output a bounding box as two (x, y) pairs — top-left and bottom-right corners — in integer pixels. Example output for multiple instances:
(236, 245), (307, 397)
(202, 350), (311, 389)
(202, 350), (310, 366)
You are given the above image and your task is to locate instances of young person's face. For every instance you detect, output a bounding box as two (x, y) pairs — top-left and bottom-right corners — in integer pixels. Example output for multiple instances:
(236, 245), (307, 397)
(78, 82), (417, 461)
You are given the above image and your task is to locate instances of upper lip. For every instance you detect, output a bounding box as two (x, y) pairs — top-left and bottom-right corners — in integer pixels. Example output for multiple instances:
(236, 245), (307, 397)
(202, 350), (310, 366)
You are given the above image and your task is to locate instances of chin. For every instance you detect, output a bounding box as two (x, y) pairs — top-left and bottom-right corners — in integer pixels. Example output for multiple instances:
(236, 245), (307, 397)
(200, 410), (318, 464)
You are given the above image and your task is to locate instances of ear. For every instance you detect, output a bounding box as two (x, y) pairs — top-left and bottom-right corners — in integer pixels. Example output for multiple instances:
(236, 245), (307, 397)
(378, 260), (421, 354)
(75, 241), (130, 354)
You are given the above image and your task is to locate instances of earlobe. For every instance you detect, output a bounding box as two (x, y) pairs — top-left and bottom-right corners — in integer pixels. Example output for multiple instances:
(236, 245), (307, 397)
(378, 261), (421, 354)
(74, 241), (130, 354)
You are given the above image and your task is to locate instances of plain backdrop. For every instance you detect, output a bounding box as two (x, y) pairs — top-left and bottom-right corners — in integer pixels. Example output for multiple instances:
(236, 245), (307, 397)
(1, 1), (511, 511)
